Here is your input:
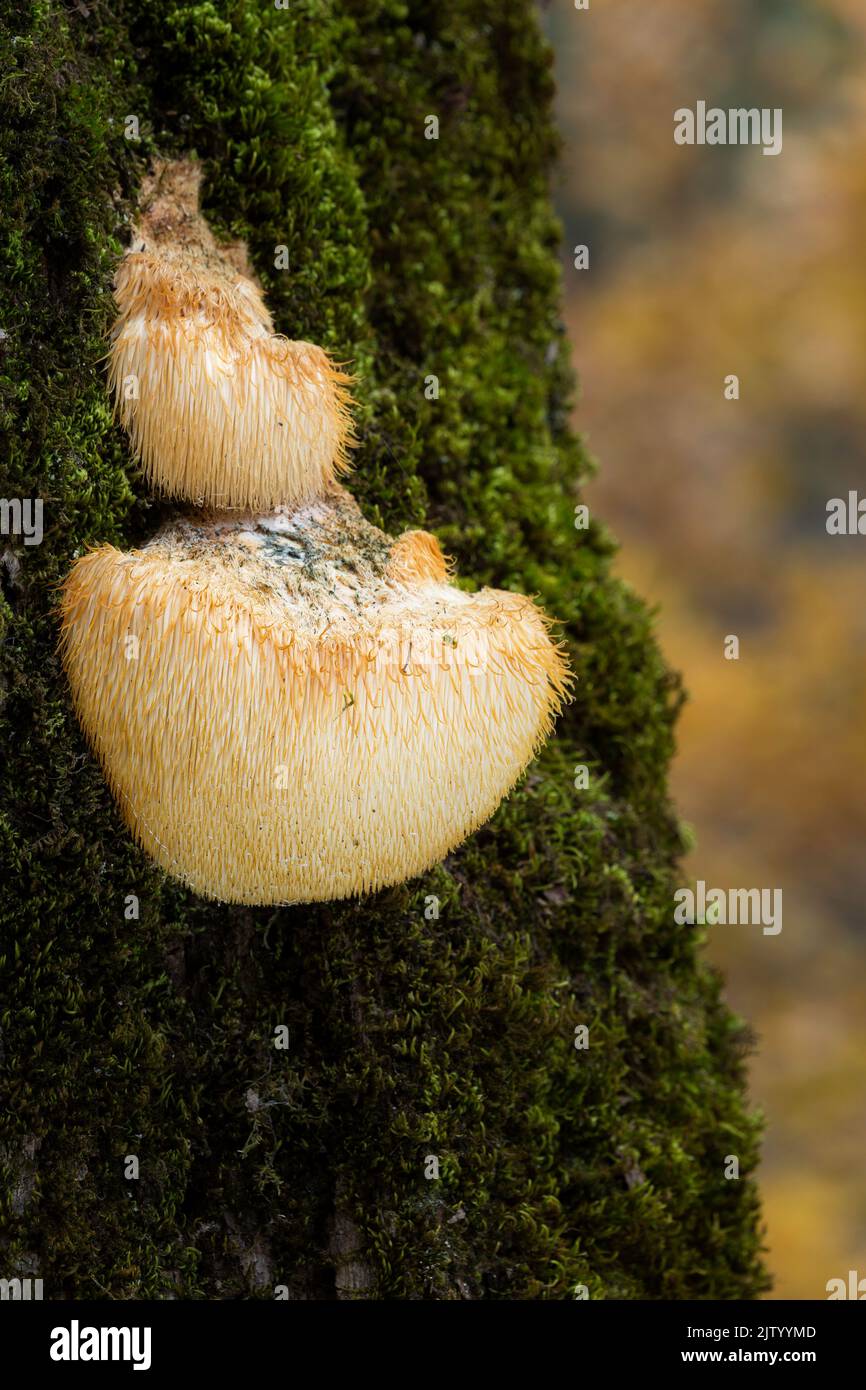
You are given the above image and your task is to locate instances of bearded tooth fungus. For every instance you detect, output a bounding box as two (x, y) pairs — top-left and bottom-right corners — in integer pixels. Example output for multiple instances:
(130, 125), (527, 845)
(60, 490), (570, 905)
(108, 159), (354, 511)
(63, 156), (571, 903)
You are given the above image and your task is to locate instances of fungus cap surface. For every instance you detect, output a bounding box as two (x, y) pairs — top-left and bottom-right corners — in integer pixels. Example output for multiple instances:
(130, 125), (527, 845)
(60, 491), (570, 905)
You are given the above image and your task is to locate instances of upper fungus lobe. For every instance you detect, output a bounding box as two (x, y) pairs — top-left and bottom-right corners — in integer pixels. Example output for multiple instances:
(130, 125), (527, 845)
(108, 159), (354, 512)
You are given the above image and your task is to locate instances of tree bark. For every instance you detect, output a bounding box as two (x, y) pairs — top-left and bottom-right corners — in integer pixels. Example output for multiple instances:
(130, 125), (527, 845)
(0, 0), (767, 1298)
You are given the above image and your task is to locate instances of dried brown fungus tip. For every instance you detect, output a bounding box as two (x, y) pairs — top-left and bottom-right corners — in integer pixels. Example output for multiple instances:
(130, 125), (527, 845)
(60, 488), (571, 905)
(108, 159), (354, 511)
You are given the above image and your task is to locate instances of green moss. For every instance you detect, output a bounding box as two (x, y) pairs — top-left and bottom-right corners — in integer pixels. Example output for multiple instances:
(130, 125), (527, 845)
(0, 0), (767, 1298)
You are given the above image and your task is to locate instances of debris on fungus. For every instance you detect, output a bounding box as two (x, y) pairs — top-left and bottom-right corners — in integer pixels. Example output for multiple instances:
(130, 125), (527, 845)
(107, 159), (355, 511)
(60, 487), (571, 905)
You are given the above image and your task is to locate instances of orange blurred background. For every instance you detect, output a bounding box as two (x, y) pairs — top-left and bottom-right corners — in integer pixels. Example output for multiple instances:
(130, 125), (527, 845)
(544, 0), (866, 1299)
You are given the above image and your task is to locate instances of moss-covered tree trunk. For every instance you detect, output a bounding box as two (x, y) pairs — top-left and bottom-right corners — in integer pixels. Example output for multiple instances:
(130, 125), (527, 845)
(0, 0), (766, 1298)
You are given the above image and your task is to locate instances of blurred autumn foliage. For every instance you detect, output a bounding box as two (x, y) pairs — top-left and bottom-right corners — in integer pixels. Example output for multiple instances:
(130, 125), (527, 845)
(545, 0), (866, 1298)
